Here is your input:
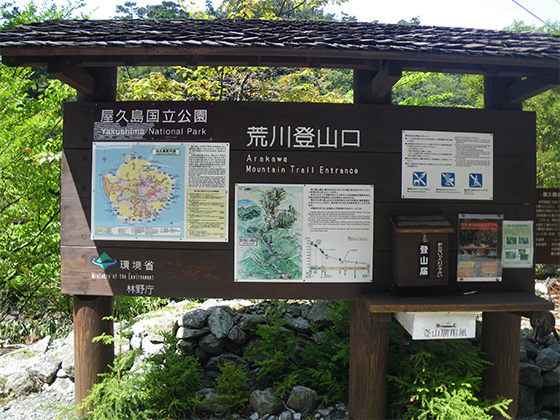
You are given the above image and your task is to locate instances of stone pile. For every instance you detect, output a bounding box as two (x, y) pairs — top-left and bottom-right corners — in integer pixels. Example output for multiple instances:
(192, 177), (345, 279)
(125, 299), (344, 419)
(518, 331), (560, 419)
(1, 299), (559, 420)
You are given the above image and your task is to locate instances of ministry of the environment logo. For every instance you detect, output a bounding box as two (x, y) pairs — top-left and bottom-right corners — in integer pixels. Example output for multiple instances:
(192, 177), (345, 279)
(91, 252), (118, 269)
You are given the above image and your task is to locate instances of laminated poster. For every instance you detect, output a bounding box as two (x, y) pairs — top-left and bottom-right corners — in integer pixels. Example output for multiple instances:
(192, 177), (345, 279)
(235, 184), (374, 283)
(457, 214), (503, 282)
(91, 142), (229, 242)
(502, 220), (534, 268)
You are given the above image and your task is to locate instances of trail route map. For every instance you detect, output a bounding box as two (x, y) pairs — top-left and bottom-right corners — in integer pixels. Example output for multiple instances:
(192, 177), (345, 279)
(235, 184), (373, 283)
(92, 142), (229, 241)
(102, 154), (178, 224)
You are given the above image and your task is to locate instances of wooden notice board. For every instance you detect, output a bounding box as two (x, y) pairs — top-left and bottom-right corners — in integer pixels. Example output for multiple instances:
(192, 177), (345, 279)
(61, 102), (536, 299)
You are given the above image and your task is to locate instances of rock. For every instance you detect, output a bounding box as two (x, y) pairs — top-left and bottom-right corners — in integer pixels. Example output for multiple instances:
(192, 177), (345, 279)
(199, 333), (225, 355)
(177, 338), (197, 355)
(542, 366), (560, 387)
(181, 308), (210, 329)
(196, 387), (222, 413)
(249, 387), (283, 415)
(279, 411), (294, 420)
(518, 384), (536, 418)
(523, 339), (540, 359)
(141, 340), (165, 358)
(239, 314), (265, 331)
(519, 362), (543, 388)
(48, 377), (74, 395)
(32, 354), (62, 385)
(285, 317), (312, 333)
(177, 326), (210, 339)
(539, 409), (555, 419)
(537, 386), (560, 409)
(5, 369), (39, 394)
(29, 335), (52, 354)
(204, 352), (244, 371)
(536, 348), (560, 372)
(520, 347), (528, 362)
(207, 307), (234, 339)
(307, 301), (333, 326)
(228, 325), (248, 345)
(286, 385), (318, 414)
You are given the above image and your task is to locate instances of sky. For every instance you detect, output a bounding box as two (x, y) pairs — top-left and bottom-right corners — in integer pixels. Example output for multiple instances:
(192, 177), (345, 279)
(9, 0), (560, 30)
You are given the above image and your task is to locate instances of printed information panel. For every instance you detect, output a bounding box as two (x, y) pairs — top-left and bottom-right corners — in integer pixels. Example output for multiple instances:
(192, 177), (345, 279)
(502, 220), (534, 268)
(235, 184), (373, 283)
(91, 142), (229, 242)
(402, 130), (493, 200)
(457, 214), (503, 282)
(536, 188), (560, 264)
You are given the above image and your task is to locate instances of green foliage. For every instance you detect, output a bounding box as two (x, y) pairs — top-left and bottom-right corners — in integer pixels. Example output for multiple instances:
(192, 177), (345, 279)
(388, 321), (511, 420)
(244, 300), (351, 404)
(244, 301), (299, 388)
(213, 361), (250, 416)
(0, 64), (73, 326)
(80, 332), (204, 419)
(114, 1), (191, 19)
(0, 0), (87, 28)
(393, 72), (481, 108)
(113, 296), (171, 321)
(218, 0), (348, 20)
(298, 301), (351, 404)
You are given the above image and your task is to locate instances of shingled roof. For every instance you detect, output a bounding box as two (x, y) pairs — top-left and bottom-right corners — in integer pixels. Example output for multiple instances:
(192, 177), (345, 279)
(0, 19), (558, 100)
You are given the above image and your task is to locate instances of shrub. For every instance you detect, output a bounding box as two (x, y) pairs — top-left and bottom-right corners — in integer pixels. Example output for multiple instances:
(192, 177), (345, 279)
(387, 321), (511, 420)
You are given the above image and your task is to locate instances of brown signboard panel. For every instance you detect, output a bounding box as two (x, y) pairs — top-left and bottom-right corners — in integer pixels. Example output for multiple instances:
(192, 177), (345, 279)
(61, 102), (536, 298)
(536, 188), (560, 264)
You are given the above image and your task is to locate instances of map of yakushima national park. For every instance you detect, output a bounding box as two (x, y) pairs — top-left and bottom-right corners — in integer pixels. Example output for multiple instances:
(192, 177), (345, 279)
(102, 154), (177, 224)
(91, 143), (185, 241)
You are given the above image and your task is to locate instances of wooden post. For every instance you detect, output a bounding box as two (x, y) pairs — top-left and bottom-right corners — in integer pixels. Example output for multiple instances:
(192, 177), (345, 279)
(71, 66), (117, 413)
(481, 312), (521, 419)
(74, 296), (114, 413)
(349, 299), (391, 419)
(482, 75), (523, 419)
(348, 68), (396, 419)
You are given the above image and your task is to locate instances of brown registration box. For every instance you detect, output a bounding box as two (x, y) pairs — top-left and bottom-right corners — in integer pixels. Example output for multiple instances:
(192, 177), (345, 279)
(391, 215), (453, 287)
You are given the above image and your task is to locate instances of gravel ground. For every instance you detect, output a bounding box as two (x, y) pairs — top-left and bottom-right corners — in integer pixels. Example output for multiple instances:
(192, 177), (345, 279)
(0, 389), (76, 420)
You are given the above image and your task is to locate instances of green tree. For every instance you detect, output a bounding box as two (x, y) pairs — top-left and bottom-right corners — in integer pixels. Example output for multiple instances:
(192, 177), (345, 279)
(507, 21), (560, 187)
(114, 1), (191, 19)
(0, 1), (80, 328)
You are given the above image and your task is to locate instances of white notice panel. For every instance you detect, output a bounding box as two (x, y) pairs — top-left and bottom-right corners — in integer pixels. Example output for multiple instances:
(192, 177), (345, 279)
(235, 184), (373, 283)
(402, 130), (493, 200)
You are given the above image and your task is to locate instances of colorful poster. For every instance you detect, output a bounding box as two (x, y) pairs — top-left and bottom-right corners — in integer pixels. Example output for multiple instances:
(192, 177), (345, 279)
(457, 214), (502, 282)
(91, 142), (229, 241)
(402, 130), (493, 200)
(502, 220), (534, 268)
(235, 184), (373, 283)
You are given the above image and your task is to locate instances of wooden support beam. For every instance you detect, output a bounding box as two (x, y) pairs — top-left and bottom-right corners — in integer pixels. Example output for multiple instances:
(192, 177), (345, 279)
(353, 62), (401, 104)
(348, 300), (392, 419)
(482, 312), (521, 419)
(48, 59), (95, 95)
(72, 66), (116, 415)
(507, 75), (560, 104)
(484, 76), (523, 110)
(74, 296), (114, 416)
(370, 61), (402, 99)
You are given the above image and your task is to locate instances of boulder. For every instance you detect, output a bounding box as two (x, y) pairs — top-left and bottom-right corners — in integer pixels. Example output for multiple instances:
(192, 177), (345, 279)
(207, 307), (234, 339)
(5, 369), (39, 394)
(181, 308), (210, 329)
(199, 333), (225, 355)
(249, 387), (283, 415)
(536, 348), (560, 372)
(286, 385), (318, 414)
(542, 366), (560, 387)
(519, 362), (543, 388)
